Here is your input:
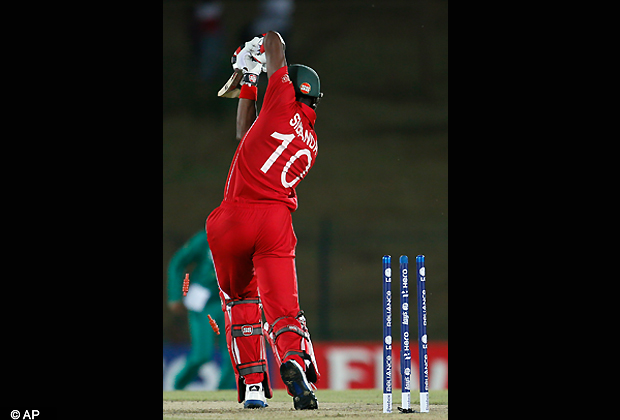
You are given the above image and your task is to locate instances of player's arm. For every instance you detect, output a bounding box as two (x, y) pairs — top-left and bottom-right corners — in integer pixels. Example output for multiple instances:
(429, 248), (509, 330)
(234, 40), (264, 141)
(231, 31), (283, 140)
(264, 31), (286, 79)
(236, 97), (257, 141)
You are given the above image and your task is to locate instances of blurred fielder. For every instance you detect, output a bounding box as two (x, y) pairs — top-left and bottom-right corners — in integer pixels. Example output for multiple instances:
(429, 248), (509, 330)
(167, 230), (236, 390)
(207, 30), (322, 409)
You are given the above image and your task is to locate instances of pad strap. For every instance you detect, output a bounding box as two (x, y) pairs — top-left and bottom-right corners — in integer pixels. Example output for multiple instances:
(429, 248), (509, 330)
(231, 322), (263, 337)
(283, 350), (309, 361)
(273, 324), (309, 340)
(270, 311), (310, 340)
(237, 359), (267, 376)
(226, 298), (260, 307)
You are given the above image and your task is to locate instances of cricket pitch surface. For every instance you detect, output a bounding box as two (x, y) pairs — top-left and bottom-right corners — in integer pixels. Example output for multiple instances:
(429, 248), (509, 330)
(163, 389), (448, 419)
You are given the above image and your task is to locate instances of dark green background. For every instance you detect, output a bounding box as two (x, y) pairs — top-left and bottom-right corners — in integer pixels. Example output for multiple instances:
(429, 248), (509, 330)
(163, 0), (448, 343)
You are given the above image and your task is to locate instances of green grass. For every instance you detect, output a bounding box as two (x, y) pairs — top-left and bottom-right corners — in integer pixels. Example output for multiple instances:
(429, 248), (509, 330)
(163, 389), (447, 404)
(163, 389), (448, 419)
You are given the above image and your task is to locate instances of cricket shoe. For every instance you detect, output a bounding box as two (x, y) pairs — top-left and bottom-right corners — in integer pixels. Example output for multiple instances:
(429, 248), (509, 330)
(280, 360), (318, 410)
(243, 382), (268, 408)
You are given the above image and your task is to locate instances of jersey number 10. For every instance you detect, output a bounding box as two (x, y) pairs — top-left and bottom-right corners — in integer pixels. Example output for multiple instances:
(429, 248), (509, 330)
(260, 131), (312, 188)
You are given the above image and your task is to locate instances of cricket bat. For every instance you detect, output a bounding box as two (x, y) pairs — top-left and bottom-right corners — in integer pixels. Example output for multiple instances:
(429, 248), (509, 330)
(217, 69), (243, 98)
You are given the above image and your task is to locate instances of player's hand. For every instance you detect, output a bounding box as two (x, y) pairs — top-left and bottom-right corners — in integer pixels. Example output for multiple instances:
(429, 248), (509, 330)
(232, 48), (262, 87)
(244, 35), (264, 57)
(246, 35), (267, 73)
(232, 36), (267, 75)
(168, 300), (185, 315)
(220, 37), (264, 98)
(232, 45), (259, 73)
(231, 44), (249, 72)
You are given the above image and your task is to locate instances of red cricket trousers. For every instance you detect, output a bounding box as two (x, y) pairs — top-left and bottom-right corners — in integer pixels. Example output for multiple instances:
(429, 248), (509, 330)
(206, 201), (305, 387)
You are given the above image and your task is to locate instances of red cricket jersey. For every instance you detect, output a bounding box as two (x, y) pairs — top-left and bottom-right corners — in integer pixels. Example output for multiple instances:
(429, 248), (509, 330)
(223, 66), (318, 212)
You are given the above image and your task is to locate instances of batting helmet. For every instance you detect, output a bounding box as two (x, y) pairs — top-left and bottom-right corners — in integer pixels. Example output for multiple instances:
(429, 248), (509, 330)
(288, 64), (322, 99)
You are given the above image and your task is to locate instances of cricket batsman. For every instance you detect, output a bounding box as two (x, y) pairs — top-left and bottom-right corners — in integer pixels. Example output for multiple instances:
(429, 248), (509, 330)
(206, 30), (322, 409)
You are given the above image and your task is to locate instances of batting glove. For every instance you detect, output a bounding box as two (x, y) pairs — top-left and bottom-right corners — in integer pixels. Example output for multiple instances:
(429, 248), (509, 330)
(232, 47), (261, 86)
(233, 34), (271, 80)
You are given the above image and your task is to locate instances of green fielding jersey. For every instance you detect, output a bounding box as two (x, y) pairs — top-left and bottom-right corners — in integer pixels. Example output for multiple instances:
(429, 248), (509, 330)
(167, 230), (218, 303)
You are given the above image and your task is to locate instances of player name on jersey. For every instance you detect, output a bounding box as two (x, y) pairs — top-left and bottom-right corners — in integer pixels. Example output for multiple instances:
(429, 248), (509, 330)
(290, 112), (317, 153)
